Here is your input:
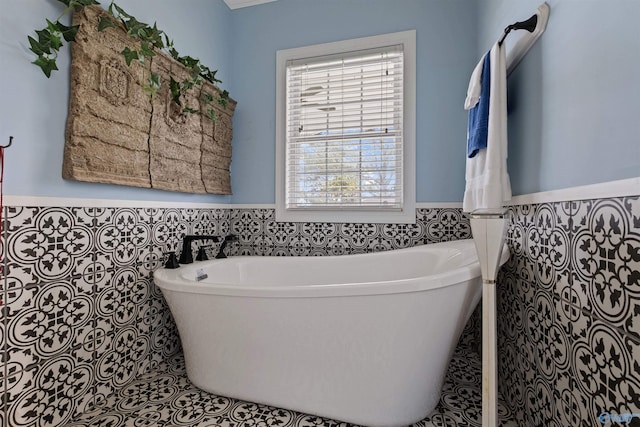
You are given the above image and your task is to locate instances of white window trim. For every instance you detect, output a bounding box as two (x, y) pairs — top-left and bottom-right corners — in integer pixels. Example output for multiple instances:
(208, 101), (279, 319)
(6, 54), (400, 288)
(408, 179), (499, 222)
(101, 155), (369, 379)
(275, 30), (416, 224)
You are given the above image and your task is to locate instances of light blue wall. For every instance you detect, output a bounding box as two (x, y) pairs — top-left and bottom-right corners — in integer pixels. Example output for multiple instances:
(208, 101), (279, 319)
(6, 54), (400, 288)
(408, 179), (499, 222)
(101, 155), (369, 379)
(0, 0), (233, 202)
(5, 1), (637, 203)
(478, 0), (640, 195)
(228, 0), (478, 204)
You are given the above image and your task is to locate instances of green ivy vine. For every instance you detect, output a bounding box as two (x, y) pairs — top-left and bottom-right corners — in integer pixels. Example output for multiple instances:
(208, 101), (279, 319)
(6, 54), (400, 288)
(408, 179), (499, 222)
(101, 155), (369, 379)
(29, 0), (229, 119)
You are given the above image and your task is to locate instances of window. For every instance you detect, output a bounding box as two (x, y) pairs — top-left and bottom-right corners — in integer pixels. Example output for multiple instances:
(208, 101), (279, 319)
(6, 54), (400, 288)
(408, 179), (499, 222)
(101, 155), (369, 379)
(276, 31), (416, 223)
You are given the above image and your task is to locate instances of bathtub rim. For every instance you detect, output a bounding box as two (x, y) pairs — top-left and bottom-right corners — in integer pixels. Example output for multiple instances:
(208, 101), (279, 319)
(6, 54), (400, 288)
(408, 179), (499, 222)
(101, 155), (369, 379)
(154, 239), (509, 298)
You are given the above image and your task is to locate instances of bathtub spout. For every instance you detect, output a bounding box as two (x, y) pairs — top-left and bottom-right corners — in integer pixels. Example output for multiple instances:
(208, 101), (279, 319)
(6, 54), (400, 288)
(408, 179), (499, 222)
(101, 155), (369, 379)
(179, 235), (221, 264)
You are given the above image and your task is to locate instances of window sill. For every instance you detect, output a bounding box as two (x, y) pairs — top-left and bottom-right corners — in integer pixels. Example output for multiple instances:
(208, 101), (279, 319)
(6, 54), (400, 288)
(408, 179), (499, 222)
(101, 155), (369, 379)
(275, 205), (416, 224)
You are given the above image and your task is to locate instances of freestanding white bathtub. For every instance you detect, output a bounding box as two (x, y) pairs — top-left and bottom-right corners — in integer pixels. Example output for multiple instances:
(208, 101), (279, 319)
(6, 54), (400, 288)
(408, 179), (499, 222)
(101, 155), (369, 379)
(154, 239), (509, 427)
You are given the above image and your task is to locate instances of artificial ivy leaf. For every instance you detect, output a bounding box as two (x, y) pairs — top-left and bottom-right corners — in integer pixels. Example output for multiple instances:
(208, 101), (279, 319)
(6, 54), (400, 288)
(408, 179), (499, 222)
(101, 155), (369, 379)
(35, 29), (53, 54)
(200, 65), (221, 84)
(111, 2), (132, 19)
(143, 86), (156, 96)
(98, 16), (117, 32)
(192, 75), (203, 87)
(28, 36), (45, 55)
(136, 27), (148, 40)
(181, 78), (194, 91)
(33, 55), (59, 78)
(55, 21), (80, 42)
(182, 107), (198, 115)
(68, 0), (82, 10)
(68, 0), (99, 12)
(124, 17), (153, 42)
(179, 55), (199, 69)
(169, 77), (181, 105)
(46, 19), (59, 34)
(205, 69), (221, 84)
(218, 90), (229, 108)
(150, 23), (164, 48)
(148, 73), (161, 90)
(206, 108), (216, 122)
(163, 34), (173, 49)
(168, 47), (179, 60)
(149, 73), (161, 87)
(121, 47), (138, 66)
(203, 93), (214, 104)
(123, 17), (145, 37)
(49, 31), (63, 51)
(139, 42), (155, 60)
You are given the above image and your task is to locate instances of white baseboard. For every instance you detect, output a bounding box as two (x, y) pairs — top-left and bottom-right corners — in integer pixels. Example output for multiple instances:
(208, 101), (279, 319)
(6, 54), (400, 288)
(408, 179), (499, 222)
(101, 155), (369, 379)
(507, 177), (640, 206)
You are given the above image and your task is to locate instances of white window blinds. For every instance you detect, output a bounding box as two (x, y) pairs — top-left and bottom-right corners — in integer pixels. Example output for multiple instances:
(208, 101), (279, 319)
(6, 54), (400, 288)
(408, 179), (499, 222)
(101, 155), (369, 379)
(285, 44), (404, 210)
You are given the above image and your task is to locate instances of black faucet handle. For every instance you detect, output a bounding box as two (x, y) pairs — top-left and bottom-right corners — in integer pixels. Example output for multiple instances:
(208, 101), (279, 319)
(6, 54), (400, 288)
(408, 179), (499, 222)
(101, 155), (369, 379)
(179, 235), (221, 264)
(196, 246), (210, 261)
(164, 251), (180, 269)
(215, 235), (238, 259)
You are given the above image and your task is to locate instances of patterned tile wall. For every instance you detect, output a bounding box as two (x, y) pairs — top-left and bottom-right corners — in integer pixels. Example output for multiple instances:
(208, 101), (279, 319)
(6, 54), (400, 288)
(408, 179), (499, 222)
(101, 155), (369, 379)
(0, 205), (471, 427)
(229, 208), (471, 256)
(0, 206), (231, 427)
(15, 198), (638, 427)
(497, 197), (640, 426)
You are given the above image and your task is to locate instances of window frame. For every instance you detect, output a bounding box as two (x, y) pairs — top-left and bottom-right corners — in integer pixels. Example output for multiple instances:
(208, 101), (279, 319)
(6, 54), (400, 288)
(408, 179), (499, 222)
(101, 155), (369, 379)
(275, 30), (416, 224)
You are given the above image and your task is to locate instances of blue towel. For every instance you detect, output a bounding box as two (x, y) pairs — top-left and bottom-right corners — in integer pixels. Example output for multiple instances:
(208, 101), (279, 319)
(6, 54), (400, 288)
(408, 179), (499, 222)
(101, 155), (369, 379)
(467, 52), (491, 158)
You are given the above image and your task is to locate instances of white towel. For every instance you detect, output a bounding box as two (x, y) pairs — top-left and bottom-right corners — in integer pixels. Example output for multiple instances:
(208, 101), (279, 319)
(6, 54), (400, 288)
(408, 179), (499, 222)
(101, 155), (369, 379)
(463, 42), (512, 213)
(464, 55), (485, 110)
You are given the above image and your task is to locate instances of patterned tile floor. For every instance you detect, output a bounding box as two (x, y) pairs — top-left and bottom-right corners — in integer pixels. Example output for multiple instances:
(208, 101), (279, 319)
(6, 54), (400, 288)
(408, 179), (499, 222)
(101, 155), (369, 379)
(63, 342), (517, 427)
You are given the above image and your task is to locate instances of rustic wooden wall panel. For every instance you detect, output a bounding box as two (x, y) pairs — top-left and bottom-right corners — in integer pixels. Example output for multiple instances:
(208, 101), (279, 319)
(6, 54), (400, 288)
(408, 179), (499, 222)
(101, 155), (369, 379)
(202, 85), (233, 194)
(63, 5), (236, 195)
(149, 54), (203, 193)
